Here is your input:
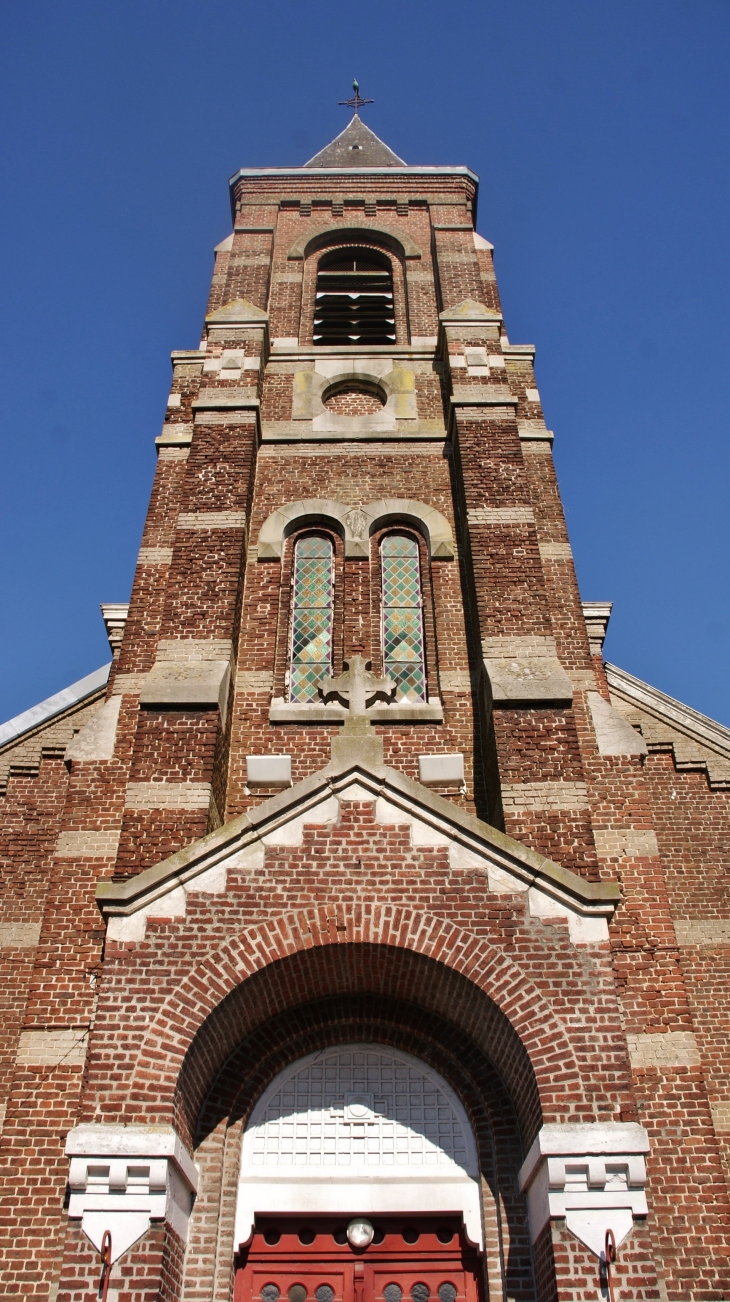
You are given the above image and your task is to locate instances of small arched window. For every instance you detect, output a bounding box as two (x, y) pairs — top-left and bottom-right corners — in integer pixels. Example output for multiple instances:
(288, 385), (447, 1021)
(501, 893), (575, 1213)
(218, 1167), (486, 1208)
(314, 248), (395, 346)
(289, 535), (334, 702)
(381, 534), (426, 702)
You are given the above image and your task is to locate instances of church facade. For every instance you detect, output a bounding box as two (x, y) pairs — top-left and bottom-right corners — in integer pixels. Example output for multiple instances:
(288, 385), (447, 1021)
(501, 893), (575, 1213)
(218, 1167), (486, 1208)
(1, 114), (729, 1302)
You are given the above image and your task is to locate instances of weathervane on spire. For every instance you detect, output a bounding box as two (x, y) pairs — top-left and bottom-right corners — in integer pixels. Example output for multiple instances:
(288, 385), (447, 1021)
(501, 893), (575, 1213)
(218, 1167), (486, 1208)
(338, 80), (374, 116)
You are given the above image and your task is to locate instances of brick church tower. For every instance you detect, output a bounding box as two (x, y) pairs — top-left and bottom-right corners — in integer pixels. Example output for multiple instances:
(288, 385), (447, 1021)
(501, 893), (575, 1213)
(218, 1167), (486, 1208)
(1, 110), (730, 1302)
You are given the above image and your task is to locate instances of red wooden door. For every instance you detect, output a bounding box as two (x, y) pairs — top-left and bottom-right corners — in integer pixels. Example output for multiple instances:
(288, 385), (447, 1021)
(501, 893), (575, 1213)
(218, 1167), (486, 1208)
(235, 1217), (483, 1302)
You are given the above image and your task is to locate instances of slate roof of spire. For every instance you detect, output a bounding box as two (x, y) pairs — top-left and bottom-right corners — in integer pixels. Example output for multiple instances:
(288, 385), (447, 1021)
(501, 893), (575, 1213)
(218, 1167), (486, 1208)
(305, 115), (406, 168)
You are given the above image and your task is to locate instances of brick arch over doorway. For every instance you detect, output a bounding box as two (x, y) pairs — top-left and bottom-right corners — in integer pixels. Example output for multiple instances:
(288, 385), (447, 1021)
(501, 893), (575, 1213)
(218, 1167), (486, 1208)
(106, 916), (585, 1148)
(182, 996), (536, 1302)
(149, 916), (582, 1149)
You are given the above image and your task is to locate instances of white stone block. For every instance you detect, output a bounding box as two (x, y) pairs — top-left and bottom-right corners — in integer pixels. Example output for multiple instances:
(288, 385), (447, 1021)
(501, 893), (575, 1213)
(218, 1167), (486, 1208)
(245, 755), (292, 788)
(418, 754), (465, 786)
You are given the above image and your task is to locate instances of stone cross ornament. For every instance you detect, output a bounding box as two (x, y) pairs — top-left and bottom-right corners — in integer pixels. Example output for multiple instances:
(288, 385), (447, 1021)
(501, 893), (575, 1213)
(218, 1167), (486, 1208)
(320, 657), (395, 716)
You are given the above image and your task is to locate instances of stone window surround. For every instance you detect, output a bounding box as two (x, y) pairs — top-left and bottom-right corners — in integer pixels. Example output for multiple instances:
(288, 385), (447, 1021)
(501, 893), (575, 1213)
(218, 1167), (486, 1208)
(269, 520), (444, 725)
(255, 496), (455, 561)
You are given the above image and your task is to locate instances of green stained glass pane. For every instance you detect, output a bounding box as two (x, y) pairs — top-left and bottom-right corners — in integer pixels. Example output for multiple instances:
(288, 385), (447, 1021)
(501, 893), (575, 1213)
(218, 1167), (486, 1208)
(290, 535), (333, 701)
(381, 534), (425, 701)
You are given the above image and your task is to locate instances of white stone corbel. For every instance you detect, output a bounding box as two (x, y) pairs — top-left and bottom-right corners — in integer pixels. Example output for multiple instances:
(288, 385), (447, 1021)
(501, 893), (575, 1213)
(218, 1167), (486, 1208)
(65, 1125), (199, 1264)
(518, 1123), (649, 1258)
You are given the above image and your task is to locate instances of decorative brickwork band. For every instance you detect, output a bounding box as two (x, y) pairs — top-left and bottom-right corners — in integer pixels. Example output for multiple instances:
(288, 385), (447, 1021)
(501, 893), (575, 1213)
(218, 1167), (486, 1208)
(518, 1123), (649, 1258)
(65, 1125), (198, 1264)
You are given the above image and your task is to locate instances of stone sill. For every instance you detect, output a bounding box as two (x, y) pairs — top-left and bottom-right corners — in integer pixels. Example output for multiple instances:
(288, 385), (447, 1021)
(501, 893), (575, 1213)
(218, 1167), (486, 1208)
(268, 344), (437, 360)
(269, 699), (444, 724)
(261, 420), (446, 443)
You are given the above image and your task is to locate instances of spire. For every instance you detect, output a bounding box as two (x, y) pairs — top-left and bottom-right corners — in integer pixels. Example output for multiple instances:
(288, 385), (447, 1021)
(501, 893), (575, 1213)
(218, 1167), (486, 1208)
(305, 116), (405, 169)
(304, 81), (405, 168)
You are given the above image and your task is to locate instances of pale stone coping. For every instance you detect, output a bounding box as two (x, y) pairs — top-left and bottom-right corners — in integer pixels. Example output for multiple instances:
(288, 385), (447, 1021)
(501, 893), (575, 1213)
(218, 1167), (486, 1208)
(570, 670), (598, 690)
(582, 602), (613, 656)
(258, 440), (447, 459)
(65, 696), (121, 763)
(191, 393), (260, 413)
(501, 781), (590, 812)
(155, 639), (233, 662)
(439, 298), (503, 326)
(260, 420), (446, 443)
(467, 506), (535, 524)
(54, 829), (121, 858)
(139, 661), (230, 720)
(482, 636), (573, 705)
(110, 673), (147, 696)
(269, 698), (444, 724)
(124, 782), (212, 810)
(156, 424), (193, 448)
(627, 1031), (701, 1068)
(16, 1027), (88, 1067)
(138, 546), (174, 564)
(158, 445), (190, 460)
(485, 657), (573, 705)
(588, 692), (648, 757)
(214, 233), (234, 253)
(256, 496), (454, 561)
(673, 919), (730, 947)
(710, 1100), (730, 1133)
(286, 222), (422, 261)
(66, 1123), (197, 1185)
(0, 664), (110, 750)
(205, 297), (268, 326)
(518, 1122), (649, 1257)
(237, 670), (274, 691)
(593, 829), (659, 859)
(267, 344), (437, 361)
(605, 662), (730, 764)
(440, 670), (474, 692)
(450, 388), (517, 407)
(100, 603), (128, 655)
(97, 749), (619, 940)
(519, 442), (553, 455)
(483, 635), (558, 656)
(177, 511), (247, 530)
(0, 921), (42, 949)
(538, 541), (573, 559)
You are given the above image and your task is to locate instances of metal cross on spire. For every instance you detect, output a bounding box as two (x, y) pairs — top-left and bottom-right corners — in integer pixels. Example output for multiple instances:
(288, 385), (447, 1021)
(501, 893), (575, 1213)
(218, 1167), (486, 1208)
(338, 80), (374, 117)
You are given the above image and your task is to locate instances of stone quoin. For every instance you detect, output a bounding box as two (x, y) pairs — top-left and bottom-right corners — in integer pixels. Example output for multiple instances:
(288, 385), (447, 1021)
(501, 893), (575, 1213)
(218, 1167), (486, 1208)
(1, 105), (729, 1302)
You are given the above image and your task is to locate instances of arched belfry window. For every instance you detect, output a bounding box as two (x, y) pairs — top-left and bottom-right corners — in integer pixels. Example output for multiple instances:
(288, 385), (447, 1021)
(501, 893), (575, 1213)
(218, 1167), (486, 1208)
(314, 248), (395, 346)
(289, 535), (334, 702)
(381, 534), (426, 702)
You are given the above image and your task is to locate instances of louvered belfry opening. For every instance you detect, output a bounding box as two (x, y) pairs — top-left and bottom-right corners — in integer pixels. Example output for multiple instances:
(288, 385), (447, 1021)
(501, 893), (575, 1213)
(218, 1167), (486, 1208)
(314, 248), (395, 346)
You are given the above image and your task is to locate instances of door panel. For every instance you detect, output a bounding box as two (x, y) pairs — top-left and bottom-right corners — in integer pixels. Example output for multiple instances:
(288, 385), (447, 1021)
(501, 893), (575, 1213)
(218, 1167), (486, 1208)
(235, 1218), (483, 1302)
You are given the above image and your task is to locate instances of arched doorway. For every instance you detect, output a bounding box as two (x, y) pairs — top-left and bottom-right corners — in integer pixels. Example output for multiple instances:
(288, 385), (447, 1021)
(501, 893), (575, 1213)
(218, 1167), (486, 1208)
(178, 947), (543, 1302)
(234, 1045), (485, 1302)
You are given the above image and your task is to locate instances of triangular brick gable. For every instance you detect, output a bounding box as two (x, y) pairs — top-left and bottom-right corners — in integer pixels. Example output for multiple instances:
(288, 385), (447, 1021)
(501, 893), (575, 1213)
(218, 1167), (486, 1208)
(97, 756), (619, 945)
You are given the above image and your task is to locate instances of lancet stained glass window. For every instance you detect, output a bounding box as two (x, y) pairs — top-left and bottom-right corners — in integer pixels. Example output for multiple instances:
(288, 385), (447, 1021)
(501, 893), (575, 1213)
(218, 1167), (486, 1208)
(381, 534), (426, 702)
(289, 535), (334, 702)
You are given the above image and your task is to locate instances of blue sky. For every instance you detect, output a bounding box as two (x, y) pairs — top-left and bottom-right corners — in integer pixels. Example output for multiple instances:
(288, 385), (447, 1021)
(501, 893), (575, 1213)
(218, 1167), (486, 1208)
(1, 0), (729, 724)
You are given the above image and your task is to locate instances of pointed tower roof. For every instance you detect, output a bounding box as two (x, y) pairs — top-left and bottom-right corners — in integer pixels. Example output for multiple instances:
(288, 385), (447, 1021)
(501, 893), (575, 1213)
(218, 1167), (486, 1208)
(305, 115), (405, 168)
